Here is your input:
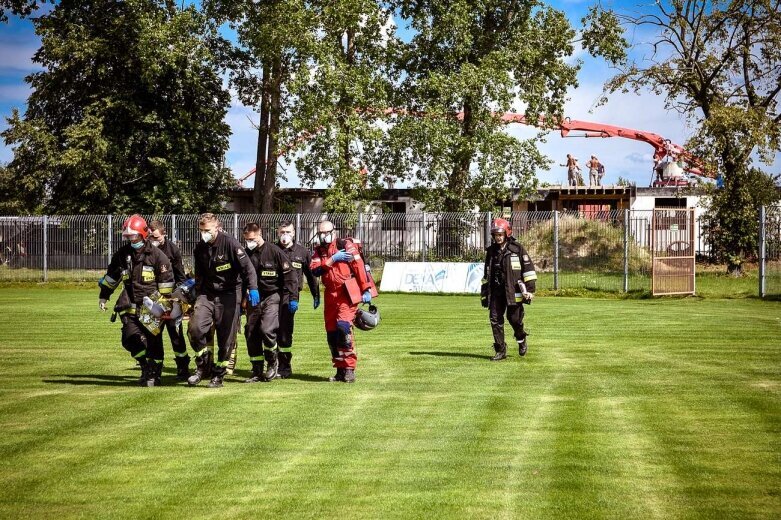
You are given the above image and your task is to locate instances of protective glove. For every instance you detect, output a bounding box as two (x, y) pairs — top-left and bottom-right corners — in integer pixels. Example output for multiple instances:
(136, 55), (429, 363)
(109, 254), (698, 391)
(481, 297), (488, 308)
(289, 300), (299, 313)
(248, 289), (260, 307)
(313, 296), (320, 309)
(522, 292), (534, 304)
(99, 298), (108, 312)
(331, 249), (353, 263)
(362, 290), (372, 304)
(98, 276), (105, 288)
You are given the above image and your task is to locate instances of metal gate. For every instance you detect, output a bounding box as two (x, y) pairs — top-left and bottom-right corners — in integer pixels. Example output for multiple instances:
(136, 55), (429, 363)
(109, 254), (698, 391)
(651, 208), (695, 295)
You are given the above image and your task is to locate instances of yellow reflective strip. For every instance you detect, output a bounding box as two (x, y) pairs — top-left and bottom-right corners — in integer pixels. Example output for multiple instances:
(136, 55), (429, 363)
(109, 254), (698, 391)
(174, 352), (189, 358)
(523, 271), (537, 282)
(216, 361), (229, 367)
(264, 346), (277, 352)
(158, 288), (173, 294)
(278, 347), (292, 353)
(249, 355), (264, 362)
(193, 348), (207, 357)
(133, 350), (147, 359)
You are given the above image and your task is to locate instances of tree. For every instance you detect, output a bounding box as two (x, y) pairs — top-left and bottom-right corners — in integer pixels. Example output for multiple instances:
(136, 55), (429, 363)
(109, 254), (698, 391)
(605, 0), (781, 273)
(288, 0), (399, 212)
(0, 0), (47, 23)
(2, 0), (233, 215)
(377, 0), (625, 212)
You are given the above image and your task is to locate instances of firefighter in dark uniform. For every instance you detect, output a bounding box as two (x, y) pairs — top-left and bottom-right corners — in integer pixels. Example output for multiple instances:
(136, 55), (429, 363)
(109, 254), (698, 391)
(98, 214), (175, 386)
(242, 222), (297, 383)
(188, 213), (258, 388)
(480, 218), (537, 361)
(147, 219), (191, 380)
(275, 220), (320, 378)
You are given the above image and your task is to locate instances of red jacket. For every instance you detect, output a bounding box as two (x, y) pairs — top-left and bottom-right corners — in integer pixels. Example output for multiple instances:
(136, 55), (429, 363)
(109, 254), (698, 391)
(310, 238), (372, 296)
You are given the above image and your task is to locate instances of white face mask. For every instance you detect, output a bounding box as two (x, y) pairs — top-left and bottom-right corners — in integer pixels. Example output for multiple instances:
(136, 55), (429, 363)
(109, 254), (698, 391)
(130, 240), (144, 250)
(150, 240), (161, 247)
(201, 231), (215, 243)
(245, 240), (258, 250)
(279, 233), (293, 246)
(318, 231), (333, 245)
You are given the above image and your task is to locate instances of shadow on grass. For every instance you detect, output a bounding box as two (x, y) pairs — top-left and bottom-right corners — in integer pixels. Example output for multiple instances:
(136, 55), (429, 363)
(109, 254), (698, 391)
(409, 351), (492, 360)
(43, 373), (142, 386)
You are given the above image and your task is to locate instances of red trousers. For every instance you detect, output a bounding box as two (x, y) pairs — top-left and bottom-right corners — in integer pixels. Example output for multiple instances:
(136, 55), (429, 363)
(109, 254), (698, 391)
(323, 289), (358, 369)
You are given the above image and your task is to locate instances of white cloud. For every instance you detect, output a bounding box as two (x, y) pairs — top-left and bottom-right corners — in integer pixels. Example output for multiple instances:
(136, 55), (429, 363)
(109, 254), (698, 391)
(0, 43), (41, 71)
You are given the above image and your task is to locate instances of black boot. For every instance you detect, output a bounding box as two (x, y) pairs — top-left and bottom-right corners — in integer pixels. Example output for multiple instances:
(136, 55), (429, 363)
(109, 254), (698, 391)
(136, 357), (149, 386)
(207, 375), (224, 388)
(263, 348), (278, 381)
(277, 351), (292, 379)
(343, 368), (356, 383)
(491, 344), (507, 361)
(244, 361), (265, 384)
(143, 360), (162, 387)
(518, 336), (528, 357)
(175, 355), (191, 381)
(328, 368), (346, 382)
(188, 350), (212, 386)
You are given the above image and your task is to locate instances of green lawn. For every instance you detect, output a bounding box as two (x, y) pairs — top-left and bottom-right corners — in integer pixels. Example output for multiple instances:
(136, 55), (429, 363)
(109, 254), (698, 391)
(0, 287), (779, 519)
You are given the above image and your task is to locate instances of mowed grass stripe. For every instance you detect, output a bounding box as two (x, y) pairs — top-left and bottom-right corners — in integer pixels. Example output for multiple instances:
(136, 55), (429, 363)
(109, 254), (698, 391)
(0, 288), (779, 518)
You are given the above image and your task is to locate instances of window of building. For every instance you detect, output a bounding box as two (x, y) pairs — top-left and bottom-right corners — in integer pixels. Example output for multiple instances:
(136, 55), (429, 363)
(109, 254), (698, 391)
(382, 202), (406, 230)
(654, 197), (687, 208)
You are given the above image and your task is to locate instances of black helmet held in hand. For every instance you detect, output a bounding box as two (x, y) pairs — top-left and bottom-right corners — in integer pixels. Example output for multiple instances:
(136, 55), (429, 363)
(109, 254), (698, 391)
(354, 303), (380, 331)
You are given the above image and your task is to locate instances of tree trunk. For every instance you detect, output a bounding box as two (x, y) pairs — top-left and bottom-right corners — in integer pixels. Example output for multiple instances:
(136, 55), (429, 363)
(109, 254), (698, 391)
(262, 57), (282, 214)
(253, 60), (272, 213)
(446, 99), (474, 212)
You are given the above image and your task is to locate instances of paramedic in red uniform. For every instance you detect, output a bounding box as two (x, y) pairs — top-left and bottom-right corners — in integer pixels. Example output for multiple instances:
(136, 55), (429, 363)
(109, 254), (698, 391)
(309, 220), (373, 383)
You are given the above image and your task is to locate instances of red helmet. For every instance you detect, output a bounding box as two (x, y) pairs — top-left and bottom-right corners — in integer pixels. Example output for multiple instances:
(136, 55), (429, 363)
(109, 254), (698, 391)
(122, 214), (148, 239)
(491, 218), (512, 237)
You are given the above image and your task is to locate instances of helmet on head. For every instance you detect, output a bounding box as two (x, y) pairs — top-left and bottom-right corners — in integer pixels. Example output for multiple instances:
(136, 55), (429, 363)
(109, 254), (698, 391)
(122, 214), (148, 239)
(354, 303), (380, 331)
(491, 218), (512, 237)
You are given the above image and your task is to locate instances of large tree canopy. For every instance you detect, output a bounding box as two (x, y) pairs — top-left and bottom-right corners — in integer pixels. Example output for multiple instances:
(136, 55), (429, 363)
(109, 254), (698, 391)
(605, 0), (781, 272)
(1, 0), (233, 214)
(374, 0), (625, 212)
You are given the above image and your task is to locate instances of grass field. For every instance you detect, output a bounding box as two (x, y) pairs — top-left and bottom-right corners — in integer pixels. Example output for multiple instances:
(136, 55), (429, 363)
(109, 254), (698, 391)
(0, 287), (779, 519)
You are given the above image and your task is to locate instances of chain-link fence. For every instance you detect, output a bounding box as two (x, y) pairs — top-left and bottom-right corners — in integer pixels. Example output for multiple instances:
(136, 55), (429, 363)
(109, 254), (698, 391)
(759, 205), (781, 298)
(0, 210), (703, 293)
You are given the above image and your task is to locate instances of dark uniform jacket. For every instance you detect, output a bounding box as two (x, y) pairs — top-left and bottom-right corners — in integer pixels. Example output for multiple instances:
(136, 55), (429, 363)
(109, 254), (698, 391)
(244, 242), (296, 299)
(99, 242), (175, 306)
(277, 241), (320, 303)
(481, 237), (537, 306)
(155, 238), (186, 285)
(193, 232), (257, 296)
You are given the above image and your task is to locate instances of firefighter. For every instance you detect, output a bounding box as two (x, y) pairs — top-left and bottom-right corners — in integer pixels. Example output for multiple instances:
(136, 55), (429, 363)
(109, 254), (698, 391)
(275, 220), (320, 378)
(242, 222), (296, 383)
(480, 218), (537, 361)
(310, 220), (373, 383)
(147, 220), (191, 380)
(98, 214), (175, 386)
(188, 213), (258, 388)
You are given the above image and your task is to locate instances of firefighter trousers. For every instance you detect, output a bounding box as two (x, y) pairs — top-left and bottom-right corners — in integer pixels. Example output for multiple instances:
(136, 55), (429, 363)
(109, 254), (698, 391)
(245, 292), (280, 362)
(323, 290), (358, 369)
(120, 314), (164, 363)
(189, 291), (241, 377)
(488, 296), (526, 354)
(164, 320), (188, 358)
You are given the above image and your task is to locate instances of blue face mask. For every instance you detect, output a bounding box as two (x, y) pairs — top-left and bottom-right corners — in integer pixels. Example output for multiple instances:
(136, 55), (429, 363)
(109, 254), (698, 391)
(130, 240), (144, 250)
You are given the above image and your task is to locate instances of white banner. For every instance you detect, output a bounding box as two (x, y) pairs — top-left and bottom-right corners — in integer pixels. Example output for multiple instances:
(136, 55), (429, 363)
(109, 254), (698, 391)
(380, 262), (484, 294)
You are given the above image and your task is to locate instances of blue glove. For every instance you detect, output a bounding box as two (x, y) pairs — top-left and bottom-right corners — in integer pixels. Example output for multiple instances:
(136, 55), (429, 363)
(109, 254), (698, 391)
(289, 300), (299, 313)
(313, 296), (320, 309)
(248, 289), (260, 307)
(331, 249), (353, 263)
(362, 290), (372, 304)
(97, 276), (105, 288)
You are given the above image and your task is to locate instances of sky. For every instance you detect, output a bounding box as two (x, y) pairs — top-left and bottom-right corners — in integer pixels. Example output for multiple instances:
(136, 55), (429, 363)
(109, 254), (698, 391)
(0, 1), (778, 190)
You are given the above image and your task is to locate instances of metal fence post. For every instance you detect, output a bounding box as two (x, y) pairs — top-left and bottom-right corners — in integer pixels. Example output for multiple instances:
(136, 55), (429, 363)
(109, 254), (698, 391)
(233, 213), (239, 239)
(422, 212), (427, 262)
(107, 215), (112, 265)
(171, 214), (177, 243)
(553, 210), (559, 290)
(623, 209), (630, 293)
(485, 211), (492, 247)
(295, 213), (301, 241)
(759, 205), (766, 298)
(358, 212), (363, 240)
(42, 215), (48, 282)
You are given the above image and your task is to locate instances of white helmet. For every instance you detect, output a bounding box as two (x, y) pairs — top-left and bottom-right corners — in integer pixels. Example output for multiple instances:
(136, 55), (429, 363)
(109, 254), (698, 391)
(354, 303), (380, 331)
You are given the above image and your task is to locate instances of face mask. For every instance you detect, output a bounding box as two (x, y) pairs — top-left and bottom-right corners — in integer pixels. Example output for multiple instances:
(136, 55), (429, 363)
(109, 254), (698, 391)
(318, 232), (333, 245)
(201, 231), (214, 243)
(150, 240), (161, 247)
(279, 233), (293, 246)
(130, 240), (144, 250)
(245, 240), (258, 250)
